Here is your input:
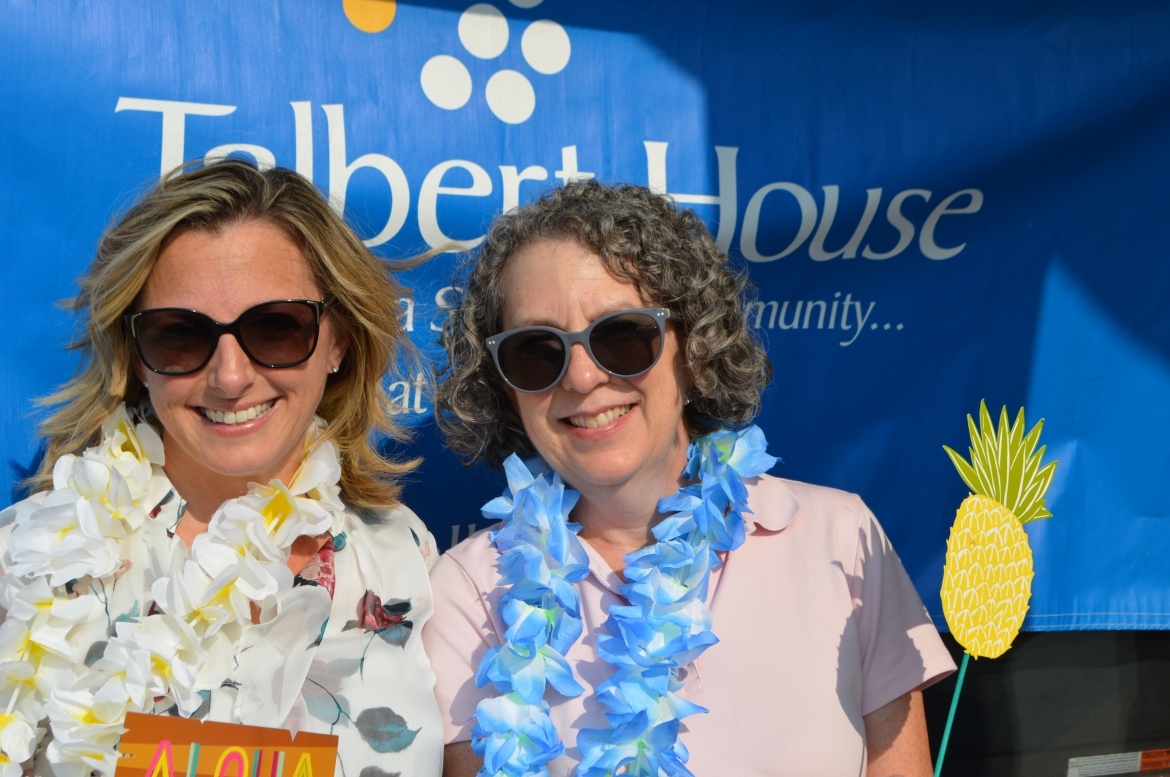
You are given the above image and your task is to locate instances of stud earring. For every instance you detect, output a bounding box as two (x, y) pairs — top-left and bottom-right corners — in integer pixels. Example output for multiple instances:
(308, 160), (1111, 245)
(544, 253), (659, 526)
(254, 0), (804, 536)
(331, 366), (340, 374)
(142, 380), (148, 388)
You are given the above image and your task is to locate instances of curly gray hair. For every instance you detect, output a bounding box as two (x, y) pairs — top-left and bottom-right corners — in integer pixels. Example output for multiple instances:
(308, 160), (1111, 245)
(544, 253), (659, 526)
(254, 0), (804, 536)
(435, 180), (772, 469)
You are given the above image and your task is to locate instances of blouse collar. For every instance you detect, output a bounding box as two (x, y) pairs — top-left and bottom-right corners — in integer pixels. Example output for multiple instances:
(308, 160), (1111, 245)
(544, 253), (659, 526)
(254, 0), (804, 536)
(744, 474), (800, 534)
(575, 474), (800, 596)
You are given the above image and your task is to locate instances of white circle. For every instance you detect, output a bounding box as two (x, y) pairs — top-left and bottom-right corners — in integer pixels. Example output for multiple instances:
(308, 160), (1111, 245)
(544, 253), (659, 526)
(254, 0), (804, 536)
(420, 55), (472, 110)
(508, 0), (543, 6)
(459, 3), (509, 59)
(485, 70), (535, 124)
(520, 19), (570, 75)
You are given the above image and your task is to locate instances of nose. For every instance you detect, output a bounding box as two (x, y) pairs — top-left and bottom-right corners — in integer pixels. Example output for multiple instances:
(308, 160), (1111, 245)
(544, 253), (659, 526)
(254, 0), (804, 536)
(205, 333), (256, 397)
(559, 342), (608, 394)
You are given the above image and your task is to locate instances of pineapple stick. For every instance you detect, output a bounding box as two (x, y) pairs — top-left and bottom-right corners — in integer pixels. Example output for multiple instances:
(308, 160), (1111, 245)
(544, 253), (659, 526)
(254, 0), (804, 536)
(934, 400), (1058, 776)
(933, 652), (969, 777)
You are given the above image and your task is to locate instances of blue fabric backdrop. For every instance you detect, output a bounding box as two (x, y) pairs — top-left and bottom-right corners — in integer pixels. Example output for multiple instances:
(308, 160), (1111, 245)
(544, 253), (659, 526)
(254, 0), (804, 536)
(2, 0), (1168, 630)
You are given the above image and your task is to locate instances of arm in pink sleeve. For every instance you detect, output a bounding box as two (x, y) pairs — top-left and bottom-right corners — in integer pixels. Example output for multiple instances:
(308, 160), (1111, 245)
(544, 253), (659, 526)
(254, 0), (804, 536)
(852, 501), (957, 717)
(422, 549), (502, 744)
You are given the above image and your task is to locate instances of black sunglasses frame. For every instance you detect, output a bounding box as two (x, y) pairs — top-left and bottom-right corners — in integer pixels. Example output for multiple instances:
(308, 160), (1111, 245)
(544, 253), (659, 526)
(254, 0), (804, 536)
(124, 299), (327, 376)
(484, 307), (676, 394)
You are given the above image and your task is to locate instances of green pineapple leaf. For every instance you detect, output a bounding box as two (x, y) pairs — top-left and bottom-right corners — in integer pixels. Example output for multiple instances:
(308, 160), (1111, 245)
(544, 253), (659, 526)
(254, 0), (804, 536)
(995, 404), (1011, 502)
(978, 401), (1000, 496)
(1003, 407), (1028, 516)
(943, 444), (981, 495)
(944, 400), (1059, 524)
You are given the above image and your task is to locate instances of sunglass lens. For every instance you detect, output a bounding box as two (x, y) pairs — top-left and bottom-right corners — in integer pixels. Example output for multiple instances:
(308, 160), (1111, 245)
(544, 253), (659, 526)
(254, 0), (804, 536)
(497, 329), (566, 391)
(135, 311), (216, 374)
(590, 312), (662, 377)
(238, 302), (319, 367)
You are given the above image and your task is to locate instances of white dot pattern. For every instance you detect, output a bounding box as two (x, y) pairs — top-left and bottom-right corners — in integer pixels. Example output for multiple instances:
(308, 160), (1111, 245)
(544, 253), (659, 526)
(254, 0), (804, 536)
(420, 1), (570, 123)
(521, 19), (570, 75)
(420, 55), (473, 110)
(458, 3), (509, 60)
(485, 70), (536, 124)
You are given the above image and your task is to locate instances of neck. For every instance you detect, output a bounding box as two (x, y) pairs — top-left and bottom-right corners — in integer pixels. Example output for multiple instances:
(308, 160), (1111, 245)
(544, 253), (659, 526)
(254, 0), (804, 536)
(572, 427), (691, 572)
(161, 437), (301, 531)
(165, 462), (257, 539)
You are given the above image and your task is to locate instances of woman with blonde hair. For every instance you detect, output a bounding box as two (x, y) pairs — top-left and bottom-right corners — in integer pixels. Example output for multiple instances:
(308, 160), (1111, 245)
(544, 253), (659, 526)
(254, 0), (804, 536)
(0, 160), (442, 776)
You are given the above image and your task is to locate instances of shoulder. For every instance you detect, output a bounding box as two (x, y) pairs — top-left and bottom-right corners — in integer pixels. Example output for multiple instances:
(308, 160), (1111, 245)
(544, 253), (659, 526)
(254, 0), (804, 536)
(429, 524), (502, 595)
(745, 473), (871, 534)
(345, 501), (440, 571)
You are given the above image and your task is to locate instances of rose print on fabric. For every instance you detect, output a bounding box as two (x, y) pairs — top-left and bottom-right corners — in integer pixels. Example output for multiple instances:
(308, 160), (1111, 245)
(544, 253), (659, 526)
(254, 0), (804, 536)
(343, 590), (413, 647)
(294, 535), (338, 599)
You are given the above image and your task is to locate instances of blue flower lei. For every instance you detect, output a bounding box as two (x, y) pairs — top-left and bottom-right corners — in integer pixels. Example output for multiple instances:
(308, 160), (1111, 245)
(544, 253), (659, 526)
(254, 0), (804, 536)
(470, 426), (777, 777)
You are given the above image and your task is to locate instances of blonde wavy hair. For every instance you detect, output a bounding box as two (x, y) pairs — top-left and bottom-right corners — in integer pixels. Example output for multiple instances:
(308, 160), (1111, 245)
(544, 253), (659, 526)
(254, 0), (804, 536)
(33, 160), (418, 508)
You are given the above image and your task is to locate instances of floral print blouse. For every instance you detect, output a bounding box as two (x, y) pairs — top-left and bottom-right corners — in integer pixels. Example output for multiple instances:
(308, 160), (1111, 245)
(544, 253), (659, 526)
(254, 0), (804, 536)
(0, 477), (443, 777)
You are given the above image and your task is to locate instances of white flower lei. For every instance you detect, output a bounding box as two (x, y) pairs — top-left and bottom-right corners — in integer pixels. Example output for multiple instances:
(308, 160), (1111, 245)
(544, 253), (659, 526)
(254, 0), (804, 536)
(0, 404), (346, 777)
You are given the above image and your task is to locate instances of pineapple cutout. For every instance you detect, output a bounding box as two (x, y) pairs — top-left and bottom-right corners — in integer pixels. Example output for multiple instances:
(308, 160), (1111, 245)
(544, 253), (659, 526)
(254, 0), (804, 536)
(940, 401), (1058, 659)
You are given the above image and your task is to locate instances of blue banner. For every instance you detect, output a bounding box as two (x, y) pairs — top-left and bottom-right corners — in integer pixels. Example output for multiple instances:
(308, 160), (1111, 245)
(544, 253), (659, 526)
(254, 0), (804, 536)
(2, 0), (1168, 630)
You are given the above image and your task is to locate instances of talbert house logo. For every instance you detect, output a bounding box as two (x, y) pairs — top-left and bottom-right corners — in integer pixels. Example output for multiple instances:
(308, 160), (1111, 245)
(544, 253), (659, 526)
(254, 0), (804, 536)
(113, 0), (984, 355)
(345, 0), (571, 124)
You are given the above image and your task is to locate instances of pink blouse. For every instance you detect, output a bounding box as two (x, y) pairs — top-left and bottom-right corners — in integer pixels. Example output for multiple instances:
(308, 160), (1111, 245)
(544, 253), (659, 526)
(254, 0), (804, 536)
(423, 474), (956, 775)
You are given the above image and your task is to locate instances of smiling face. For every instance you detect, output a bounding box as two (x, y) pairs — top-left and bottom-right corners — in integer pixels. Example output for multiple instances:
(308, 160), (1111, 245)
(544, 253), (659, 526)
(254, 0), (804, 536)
(136, 219), (346, 492)
(499, 239), (692, 499)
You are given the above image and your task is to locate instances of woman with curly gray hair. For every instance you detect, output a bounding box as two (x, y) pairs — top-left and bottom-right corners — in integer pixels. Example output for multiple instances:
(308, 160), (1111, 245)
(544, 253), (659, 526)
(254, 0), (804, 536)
(423, 181), (953, 777)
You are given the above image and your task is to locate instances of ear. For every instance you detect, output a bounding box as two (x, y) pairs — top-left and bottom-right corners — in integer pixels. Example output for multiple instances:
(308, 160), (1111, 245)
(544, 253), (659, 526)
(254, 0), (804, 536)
(327, 326), (350, 373)
(670, 334), (696, 398)
(131, 353), (150, 390)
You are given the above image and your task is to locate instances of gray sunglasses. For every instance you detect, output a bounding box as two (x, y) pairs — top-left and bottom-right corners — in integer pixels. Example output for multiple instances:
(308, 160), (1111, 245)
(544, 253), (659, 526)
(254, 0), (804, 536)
(485, 307), (676, 393)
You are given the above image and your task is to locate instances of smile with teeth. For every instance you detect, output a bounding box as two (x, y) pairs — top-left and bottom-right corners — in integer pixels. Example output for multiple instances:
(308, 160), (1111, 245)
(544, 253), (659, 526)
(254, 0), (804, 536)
(199, 401), (273, 426)
(567, 404), (632, 429)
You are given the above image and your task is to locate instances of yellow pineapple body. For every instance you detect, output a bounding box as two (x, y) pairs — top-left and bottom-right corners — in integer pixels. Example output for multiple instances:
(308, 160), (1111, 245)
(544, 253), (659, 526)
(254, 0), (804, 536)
(940, 494), (1034, 659)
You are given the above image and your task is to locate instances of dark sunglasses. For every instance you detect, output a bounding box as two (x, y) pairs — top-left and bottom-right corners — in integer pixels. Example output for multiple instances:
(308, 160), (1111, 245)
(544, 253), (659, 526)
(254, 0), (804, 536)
(485, 307), (676, 393)
(124, 299), (326, 376)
